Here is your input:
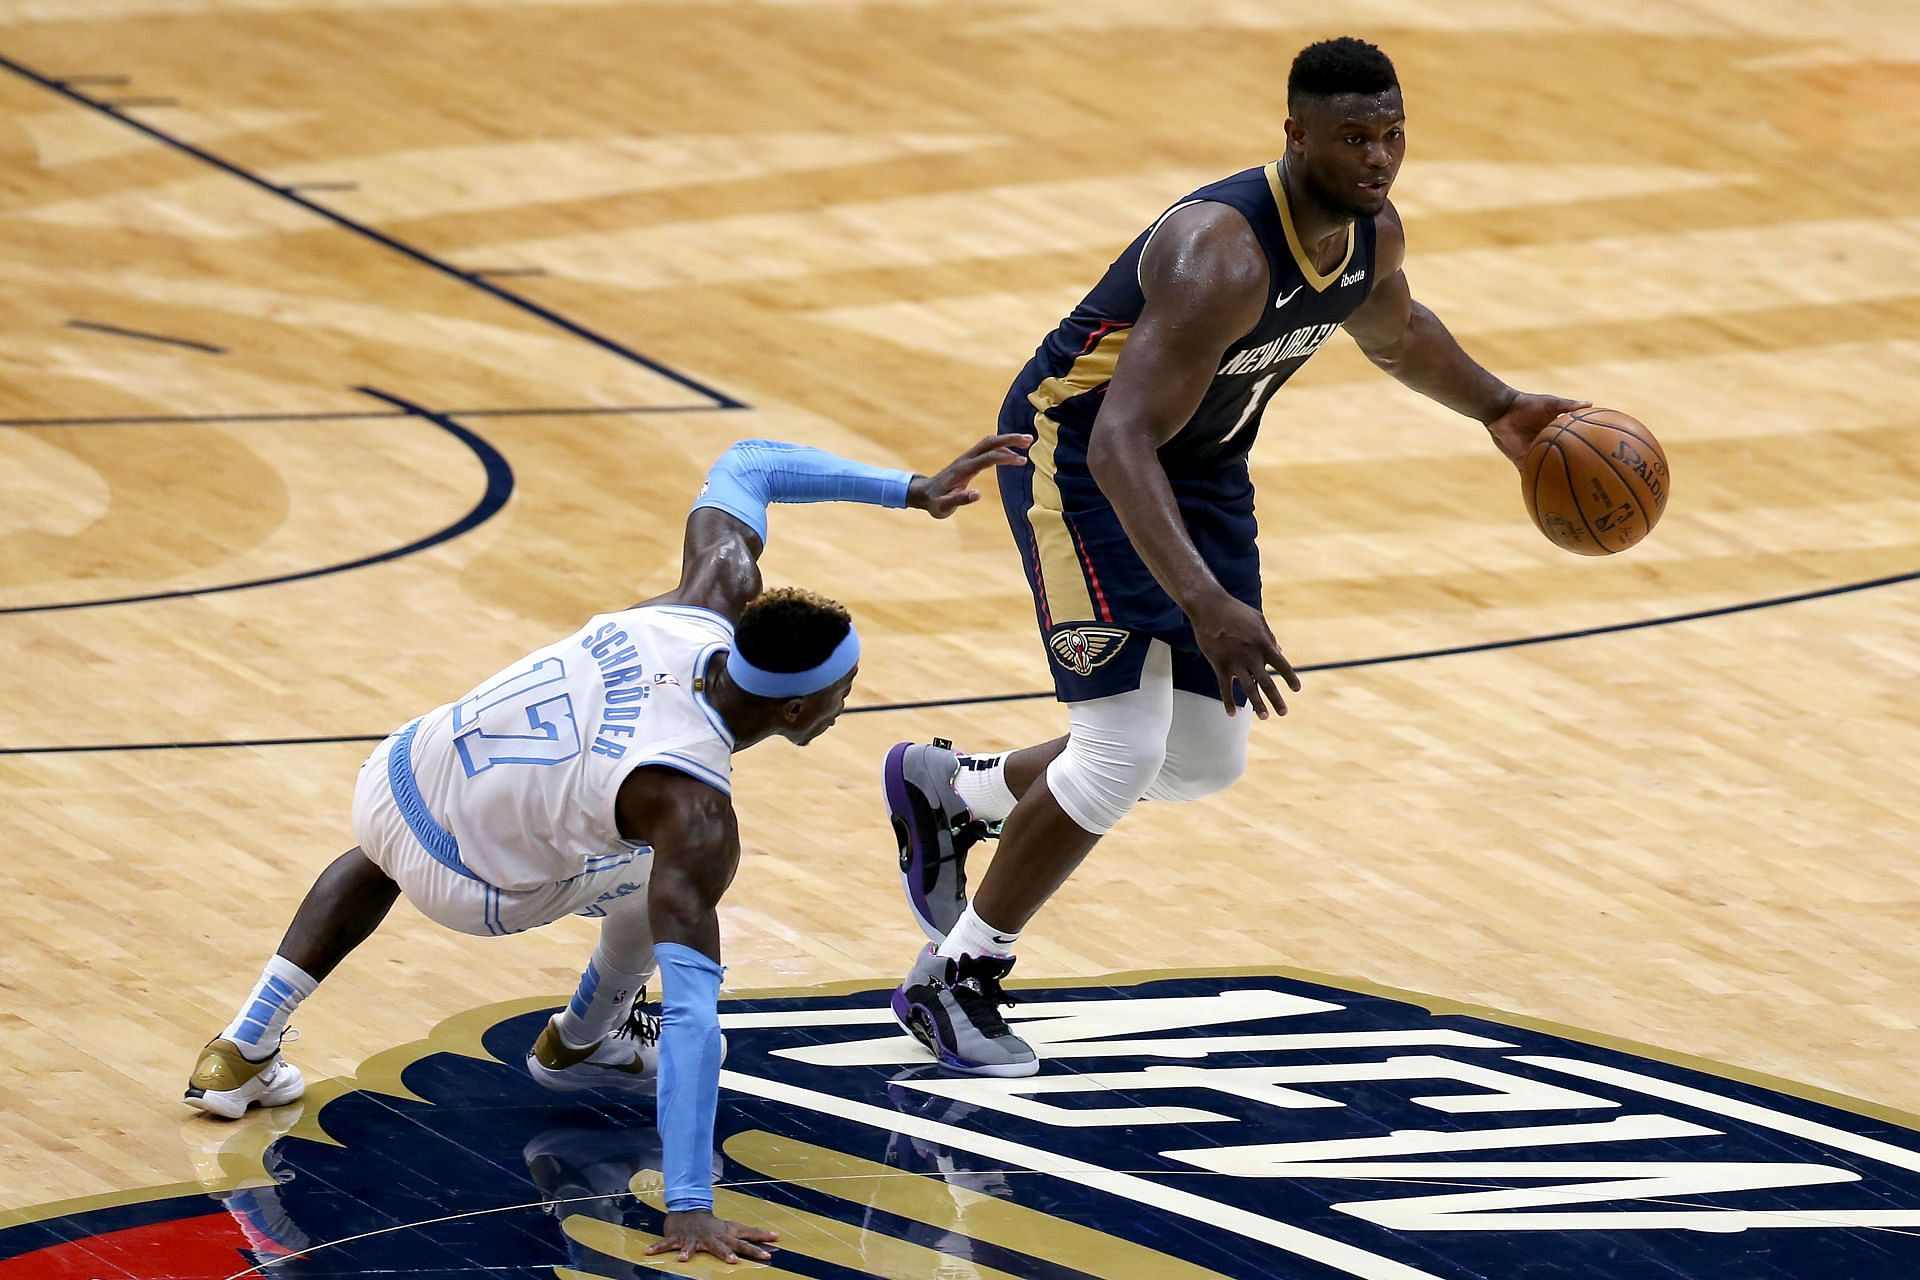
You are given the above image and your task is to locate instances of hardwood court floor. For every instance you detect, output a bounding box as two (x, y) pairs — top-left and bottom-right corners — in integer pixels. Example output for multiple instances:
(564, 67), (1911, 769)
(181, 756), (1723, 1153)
(1, 0), (1918, 1251)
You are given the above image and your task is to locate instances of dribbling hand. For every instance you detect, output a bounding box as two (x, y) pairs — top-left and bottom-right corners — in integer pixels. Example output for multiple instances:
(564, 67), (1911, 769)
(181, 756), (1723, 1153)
(1190, 593), (1300, 719)
(908, 433), (1034, 518)
(1484, 392), (1592, 468)
(646, 1209), (780, 1265)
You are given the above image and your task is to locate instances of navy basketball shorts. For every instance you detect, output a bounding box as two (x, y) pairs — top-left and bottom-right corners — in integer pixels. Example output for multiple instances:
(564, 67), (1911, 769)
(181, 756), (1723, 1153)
(999, 433), (1262, 705)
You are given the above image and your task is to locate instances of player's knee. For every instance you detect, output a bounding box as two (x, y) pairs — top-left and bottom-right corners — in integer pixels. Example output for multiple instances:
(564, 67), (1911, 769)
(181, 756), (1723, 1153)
(1143, 743), (1246, 803)
(322, 846), (400, 906)
(1142, 706), (1249, 803)
(1046, 731), (1167, 836)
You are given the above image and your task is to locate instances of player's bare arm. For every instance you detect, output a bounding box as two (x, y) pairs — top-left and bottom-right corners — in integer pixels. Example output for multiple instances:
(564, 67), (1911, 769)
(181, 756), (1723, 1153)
(613, 769), (779, 1265)
(1341, 201), (1588, 466)
(1085, 203), (1301, 718)
(584, 431), (1029, 1258)
(649, 433), (1033, 623)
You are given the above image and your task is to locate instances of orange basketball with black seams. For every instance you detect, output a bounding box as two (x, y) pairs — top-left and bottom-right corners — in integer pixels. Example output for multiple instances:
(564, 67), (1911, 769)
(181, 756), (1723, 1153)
(1522, 409), (1669, 555)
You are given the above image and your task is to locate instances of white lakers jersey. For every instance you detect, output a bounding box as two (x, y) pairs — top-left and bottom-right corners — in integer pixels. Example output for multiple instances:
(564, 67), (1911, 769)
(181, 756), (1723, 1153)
(401, 604), (735, 890)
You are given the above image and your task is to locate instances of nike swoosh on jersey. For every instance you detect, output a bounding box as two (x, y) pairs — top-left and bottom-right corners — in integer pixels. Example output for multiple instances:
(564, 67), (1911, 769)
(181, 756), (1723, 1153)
(1273, 285), (1305, 310)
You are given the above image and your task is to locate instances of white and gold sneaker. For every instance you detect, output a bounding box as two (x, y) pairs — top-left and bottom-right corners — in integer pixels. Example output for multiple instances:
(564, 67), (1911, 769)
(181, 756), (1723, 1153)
(184, 1037), (306, 1119)
(526, 1000), (661, 1096)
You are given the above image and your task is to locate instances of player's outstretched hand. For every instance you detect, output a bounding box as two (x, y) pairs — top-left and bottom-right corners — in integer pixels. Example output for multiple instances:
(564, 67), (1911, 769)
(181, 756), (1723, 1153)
(908, 432), (1034, 519)
(1484, 392), (1592, 468)
(1190, 592), (1300, 719)
(647, 1209), (780, 1265)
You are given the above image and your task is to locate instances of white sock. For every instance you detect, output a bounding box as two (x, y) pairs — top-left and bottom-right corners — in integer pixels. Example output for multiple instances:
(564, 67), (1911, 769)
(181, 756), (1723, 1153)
(555, 946), (656, 1049)
(937, 902), (1021, 961)
(223, 955), (318, 1060)
(953, 751), (1017, 824)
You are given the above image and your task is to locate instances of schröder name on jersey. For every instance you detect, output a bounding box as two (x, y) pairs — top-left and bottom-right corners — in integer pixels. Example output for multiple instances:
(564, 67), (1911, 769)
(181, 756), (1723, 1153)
(581, 620), (663, 759)
(1218, 321), (1339, 377)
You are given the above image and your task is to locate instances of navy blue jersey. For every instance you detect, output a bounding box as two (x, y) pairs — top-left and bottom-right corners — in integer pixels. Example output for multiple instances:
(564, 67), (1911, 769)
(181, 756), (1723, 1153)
(1010, 161), (1379, 472)
(995, 162), (1381, 685)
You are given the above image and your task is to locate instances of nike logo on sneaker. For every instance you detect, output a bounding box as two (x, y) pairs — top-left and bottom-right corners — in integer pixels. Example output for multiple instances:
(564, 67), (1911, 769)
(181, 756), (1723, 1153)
(1274, 285), (1304, 309)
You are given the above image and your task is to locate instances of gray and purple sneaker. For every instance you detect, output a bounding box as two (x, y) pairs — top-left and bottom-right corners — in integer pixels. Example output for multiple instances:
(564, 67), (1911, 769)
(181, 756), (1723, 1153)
(891, 944), (1037, 1077)
(883, 739), (993, 942)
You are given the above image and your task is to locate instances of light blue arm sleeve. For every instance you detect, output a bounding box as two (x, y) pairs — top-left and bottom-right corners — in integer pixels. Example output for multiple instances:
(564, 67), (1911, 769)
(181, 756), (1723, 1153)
(692, 439), (915, 542)
(655, 941), (725, 1213)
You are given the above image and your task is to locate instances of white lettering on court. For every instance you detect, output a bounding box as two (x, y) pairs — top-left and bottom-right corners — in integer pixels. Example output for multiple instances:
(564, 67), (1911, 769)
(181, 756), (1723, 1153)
(771, 989), (1521, 1067)
(890, 1056), (1612, 1128)
(719, 993), (1920, 1262)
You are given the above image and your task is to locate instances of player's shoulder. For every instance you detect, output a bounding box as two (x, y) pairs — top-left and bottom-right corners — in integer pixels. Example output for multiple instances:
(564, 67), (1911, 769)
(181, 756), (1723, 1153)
(1370, 199), (1407, 274)
(613, 741), (738, 849)
(1150, 201), (1265, 272)
(615, 600), (735, 640)
(1140, 201), (1268, 309)
(614, 689), (736, 803)
(627, 735), (734, 799)
(1370, 198), (1405, 245)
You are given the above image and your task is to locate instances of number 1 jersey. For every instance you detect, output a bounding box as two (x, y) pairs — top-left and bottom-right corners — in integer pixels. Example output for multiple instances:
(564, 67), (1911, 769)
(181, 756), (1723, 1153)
(400, 604), (736, 890)
(1010, 161), (1379, 470)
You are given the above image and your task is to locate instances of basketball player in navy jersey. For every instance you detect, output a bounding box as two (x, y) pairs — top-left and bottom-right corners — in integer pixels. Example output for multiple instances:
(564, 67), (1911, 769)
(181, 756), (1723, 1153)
(886, 37), (1591, 1074)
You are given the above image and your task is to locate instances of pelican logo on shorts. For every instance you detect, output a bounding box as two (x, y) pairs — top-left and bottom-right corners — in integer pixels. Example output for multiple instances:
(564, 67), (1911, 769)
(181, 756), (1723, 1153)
(7, 971), (1920, 1280)
(1047, 625), (1130, 676)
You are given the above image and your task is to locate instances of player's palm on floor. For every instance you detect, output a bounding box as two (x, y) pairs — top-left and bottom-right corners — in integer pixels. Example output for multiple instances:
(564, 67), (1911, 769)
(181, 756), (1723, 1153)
(648, 1210), (780, 1264)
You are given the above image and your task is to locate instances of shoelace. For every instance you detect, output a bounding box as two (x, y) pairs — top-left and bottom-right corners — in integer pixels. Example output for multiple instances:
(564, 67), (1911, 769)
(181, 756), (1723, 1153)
(959, 815), (1004, 842)
(949, 959), (1018, 1039)
(612, 987), (661, 1047)
(943, 816), (991, 860)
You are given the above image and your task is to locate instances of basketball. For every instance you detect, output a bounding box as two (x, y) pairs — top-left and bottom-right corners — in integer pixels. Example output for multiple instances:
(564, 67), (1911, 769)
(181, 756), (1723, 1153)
(1521, 409), (1669, 555)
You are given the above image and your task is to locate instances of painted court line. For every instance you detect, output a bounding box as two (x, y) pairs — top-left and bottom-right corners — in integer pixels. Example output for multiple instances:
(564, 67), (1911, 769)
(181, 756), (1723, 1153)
(0, 50), (744, 410)
(720, 1067), (1444, 1280)
(6, 562), (1913, 754)
(0, 388), (514, 618)
(0, 402), (738, 428)
(64, 319), (225, 354)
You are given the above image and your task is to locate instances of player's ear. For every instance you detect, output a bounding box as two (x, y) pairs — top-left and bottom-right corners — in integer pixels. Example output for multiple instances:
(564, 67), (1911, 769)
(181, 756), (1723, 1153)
(1282, 112), (1307, 149)
(781, 697), (807, 726)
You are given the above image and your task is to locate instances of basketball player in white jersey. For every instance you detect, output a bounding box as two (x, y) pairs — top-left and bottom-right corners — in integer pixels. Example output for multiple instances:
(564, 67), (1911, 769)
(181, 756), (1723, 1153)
(186, 431), (1028, 1265)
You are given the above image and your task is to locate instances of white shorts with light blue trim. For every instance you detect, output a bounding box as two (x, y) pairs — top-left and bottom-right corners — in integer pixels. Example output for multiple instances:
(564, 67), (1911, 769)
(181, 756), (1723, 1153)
(350, 730), (653, 937)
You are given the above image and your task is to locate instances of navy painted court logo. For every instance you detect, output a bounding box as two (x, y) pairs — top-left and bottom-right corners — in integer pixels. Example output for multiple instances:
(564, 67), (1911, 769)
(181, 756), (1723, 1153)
(6, 969), (1920, 1278)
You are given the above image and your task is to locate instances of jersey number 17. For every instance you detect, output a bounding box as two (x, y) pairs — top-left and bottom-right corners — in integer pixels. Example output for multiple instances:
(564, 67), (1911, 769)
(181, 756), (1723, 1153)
(452, 657), (583, 777)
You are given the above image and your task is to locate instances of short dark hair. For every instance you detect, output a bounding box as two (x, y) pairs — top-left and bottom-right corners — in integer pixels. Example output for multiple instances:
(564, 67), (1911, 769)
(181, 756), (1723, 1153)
(1287, 37), (1398, 110)
(734, 587), (852, 684)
